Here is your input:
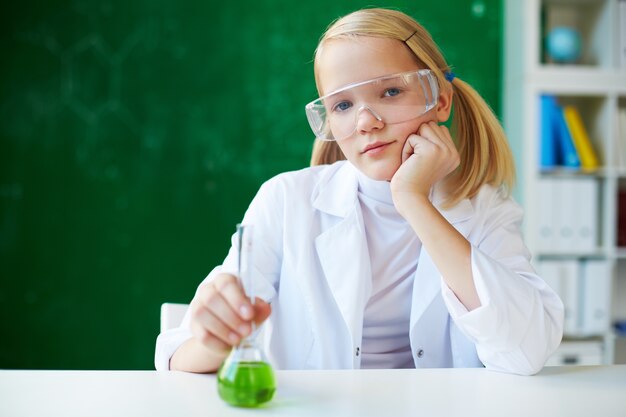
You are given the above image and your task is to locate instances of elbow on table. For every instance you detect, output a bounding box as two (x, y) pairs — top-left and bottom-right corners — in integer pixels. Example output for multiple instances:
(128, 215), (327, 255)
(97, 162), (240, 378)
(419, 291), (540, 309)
(484, 352), (547, 376)
(481, 324), (563, 376)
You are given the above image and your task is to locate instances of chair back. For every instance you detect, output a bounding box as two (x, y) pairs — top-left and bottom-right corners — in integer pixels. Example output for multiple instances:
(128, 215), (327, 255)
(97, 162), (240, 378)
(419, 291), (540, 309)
(160, 303), (189, 333)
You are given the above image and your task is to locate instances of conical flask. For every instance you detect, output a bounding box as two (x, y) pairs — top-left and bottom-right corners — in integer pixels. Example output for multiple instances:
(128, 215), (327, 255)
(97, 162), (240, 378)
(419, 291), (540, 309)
(217, 224), (276, 407)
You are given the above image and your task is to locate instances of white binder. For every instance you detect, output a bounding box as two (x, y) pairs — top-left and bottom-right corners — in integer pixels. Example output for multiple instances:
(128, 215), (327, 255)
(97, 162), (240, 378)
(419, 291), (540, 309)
(538, 259), (579, 335)
(579, 259), (612, 336)
(571, 178), (598, 252)
(537, 178), (557, 252)
(557, 179), (577, 253)
(541, 177), (598, 254)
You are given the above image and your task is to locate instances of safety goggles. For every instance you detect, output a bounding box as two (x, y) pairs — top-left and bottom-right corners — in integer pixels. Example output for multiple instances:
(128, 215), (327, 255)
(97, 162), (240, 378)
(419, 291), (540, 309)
(305, 69), (439, 141)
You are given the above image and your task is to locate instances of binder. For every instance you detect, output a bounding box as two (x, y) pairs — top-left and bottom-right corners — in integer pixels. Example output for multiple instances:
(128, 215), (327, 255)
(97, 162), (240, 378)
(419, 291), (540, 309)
(579, 260), (611, 336)
(537, 178), (557, 252)
(546, 177), (598, 253)
(540, 95), (557, 169)
(552, 102), (580, 168)
(556, 178), (576, 253)
(568, 177), (598, 252)
(538, 260), (579, 335)
(618, 189), (626, 247)
(563, 106), (599, 170)
(618, 108), (626, 168)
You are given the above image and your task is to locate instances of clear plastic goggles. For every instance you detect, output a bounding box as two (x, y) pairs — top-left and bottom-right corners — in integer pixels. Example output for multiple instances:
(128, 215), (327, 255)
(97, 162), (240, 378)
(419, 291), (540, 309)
(305, 69), (439, 141)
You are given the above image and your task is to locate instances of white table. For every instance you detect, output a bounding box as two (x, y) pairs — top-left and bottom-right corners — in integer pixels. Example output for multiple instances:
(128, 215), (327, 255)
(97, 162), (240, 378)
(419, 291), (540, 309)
(1, 366), (625, 417)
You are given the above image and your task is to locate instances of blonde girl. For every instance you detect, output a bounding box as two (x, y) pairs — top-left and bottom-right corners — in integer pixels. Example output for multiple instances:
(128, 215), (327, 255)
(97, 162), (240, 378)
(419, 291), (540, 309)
(156, 8), (563, 376)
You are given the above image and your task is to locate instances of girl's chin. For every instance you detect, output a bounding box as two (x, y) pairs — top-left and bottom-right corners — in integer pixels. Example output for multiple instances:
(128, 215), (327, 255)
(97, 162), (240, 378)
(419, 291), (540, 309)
(359, 164), (400, 182)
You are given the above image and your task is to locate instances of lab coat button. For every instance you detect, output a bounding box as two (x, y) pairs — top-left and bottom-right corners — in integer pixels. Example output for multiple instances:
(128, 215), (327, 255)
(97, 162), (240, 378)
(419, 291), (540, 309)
(417, 349), (424, 358)
(355, 347), (360, 357)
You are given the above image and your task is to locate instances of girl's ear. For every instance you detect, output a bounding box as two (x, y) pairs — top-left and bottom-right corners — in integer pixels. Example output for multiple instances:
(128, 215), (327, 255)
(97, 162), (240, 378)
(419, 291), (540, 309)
(436, 88), (453, 123)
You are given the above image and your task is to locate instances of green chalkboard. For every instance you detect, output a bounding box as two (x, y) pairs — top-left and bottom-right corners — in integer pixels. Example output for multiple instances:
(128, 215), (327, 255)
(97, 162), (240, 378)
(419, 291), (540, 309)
(0, 0), (502, 369)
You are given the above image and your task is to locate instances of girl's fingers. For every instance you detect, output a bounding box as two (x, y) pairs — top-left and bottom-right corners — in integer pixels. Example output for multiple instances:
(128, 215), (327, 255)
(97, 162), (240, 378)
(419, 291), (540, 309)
(215, 275), (254, 321)
(203, 291), (251, 338)
(214, 274), (253, 320)
(417, 122), (446, 148)
(197, 275), (253, 335)
(190, 273), (272, 354)
(191, 308), (238, 352)
(401, 134), (420, 163)
(403, 130), (440, 163)
(417, 122), (458, 163)
(419, 122), (456, 152)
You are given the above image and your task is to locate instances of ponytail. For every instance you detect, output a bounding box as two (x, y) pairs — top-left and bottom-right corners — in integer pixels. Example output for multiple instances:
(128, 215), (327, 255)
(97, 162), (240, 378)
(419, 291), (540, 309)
(445, 77), (515, 207)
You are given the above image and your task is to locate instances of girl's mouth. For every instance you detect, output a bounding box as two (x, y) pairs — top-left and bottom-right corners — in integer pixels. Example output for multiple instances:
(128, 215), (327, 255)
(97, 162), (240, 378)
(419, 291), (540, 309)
(362, 141), (393, 154)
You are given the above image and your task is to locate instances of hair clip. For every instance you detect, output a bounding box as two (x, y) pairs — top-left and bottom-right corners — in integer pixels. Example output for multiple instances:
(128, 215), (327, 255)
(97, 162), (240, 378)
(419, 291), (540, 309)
(403, 31), (417, 42)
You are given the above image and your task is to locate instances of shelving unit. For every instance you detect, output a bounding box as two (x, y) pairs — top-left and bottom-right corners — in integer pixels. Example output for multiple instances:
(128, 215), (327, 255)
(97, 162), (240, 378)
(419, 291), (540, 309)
(504, 0), (626, 365)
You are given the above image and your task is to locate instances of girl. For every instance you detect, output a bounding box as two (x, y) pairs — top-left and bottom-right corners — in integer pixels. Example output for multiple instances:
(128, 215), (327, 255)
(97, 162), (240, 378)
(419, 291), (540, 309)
(155, 8), (563, 375)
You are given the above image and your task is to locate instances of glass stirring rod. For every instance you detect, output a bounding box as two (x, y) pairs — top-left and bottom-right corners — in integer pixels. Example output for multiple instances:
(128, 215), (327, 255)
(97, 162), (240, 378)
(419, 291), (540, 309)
(217, 224), (276, 407)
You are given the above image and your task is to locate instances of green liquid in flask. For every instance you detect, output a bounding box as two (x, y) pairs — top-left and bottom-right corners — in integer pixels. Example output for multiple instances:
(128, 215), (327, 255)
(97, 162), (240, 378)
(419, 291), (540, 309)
(217, 360), (276, 407)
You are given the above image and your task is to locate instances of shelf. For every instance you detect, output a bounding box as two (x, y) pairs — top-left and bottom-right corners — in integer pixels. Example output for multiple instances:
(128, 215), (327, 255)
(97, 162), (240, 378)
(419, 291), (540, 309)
(530, 67), (626, 94)
(537, 168), (626, 179)
(536, 250), (608, 259)
(505, 0), (623, 365)
(613, 168), (626, 178)
(551, 249), (626, 260)
(539, 167), (607, 177)
(543, 0), (608, 5)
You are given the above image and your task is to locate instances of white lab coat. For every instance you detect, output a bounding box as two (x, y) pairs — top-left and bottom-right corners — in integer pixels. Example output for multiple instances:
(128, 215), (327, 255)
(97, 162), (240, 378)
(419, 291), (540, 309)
(155, 161), (564, 375)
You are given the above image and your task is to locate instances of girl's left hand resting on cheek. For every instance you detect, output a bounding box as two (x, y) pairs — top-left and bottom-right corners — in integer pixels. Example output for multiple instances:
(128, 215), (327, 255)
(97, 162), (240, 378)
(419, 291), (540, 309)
(390, 121), (460, 214)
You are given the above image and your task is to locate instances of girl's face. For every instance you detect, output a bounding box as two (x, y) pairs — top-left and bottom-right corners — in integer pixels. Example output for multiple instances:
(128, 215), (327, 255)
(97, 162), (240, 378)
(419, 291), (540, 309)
(316, 36), (451, 181)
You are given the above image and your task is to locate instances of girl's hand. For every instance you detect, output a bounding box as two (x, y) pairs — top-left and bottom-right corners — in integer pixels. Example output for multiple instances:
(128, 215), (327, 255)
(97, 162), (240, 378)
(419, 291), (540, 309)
(390, 121), (459, 212)
(189, 273), (272, 355)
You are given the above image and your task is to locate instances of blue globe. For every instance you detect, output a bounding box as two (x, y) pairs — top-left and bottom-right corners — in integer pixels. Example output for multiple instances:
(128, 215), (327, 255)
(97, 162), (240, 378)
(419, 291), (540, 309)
(546, 26), (582, 63)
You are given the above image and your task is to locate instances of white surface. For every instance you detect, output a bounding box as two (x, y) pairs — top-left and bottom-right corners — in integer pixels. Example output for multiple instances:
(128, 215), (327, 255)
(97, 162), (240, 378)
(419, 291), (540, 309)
(1, 366), (626, 417)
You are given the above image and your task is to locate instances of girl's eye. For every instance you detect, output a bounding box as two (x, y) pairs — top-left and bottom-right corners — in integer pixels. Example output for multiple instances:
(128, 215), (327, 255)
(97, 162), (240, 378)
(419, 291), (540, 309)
(384, 87), (402, 97)
(332, 101), (353, 112)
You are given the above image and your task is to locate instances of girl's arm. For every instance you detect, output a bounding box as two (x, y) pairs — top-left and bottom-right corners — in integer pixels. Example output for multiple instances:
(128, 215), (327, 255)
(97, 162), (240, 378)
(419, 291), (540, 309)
(391, 121), (479, 310)
(392, 123), (563, 374)
(156, 178), (283, 372)
(396, 193), (479, 310)
(170, 337), (229, 373)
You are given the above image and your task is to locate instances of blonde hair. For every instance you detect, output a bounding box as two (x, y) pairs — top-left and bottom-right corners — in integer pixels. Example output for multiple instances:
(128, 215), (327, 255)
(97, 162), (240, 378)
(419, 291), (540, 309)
(310, 8), (515, 207)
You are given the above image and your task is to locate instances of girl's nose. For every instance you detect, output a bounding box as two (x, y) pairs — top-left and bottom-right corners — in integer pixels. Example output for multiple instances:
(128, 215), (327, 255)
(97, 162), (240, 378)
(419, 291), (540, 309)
(355, 106), (384, 134)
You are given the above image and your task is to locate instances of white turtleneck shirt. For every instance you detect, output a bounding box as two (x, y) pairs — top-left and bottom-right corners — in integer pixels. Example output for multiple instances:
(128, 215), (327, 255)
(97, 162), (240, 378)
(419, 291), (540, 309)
(356, 170), (422, 369)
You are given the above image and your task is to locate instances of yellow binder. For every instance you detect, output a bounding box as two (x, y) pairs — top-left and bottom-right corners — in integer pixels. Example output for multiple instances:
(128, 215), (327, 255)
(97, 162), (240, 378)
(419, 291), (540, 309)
(563, 106), (600, 170)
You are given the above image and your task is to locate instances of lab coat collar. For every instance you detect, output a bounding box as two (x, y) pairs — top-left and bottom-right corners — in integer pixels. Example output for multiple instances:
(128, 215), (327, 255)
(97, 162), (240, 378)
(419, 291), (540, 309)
(311, 161), (359, 218)
(312, 161), (475, 225)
